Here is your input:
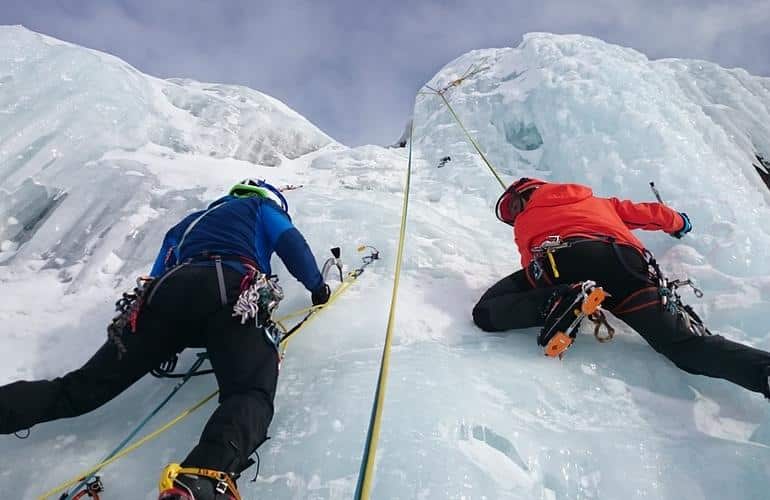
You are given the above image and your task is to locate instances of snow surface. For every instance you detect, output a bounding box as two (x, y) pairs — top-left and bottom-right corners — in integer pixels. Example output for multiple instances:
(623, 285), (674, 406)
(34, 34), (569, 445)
(2, 26), (770, 499)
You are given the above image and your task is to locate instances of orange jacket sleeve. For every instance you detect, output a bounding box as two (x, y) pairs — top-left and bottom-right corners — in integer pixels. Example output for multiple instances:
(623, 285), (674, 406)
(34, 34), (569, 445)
(607, 198), (685, 233)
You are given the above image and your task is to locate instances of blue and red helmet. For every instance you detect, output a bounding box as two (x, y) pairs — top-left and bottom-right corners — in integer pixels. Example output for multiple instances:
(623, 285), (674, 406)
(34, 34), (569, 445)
(495, 177), (546, 225)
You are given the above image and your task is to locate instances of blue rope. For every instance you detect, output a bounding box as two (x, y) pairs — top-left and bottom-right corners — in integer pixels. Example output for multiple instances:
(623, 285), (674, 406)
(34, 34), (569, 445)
(62, 353), (208, 500)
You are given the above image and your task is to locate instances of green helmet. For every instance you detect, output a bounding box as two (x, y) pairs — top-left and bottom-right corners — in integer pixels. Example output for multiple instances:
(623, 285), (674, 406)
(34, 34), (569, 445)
(228, 178), (289, 213)
(229, 179), (270, 199)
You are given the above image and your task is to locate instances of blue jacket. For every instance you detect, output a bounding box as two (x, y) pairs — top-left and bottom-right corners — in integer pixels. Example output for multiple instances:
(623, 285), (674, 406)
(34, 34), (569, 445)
(149, 195), (324, 293)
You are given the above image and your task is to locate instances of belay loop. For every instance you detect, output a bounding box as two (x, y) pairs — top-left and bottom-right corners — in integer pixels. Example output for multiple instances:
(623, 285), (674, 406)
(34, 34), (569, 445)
(232, 271), (285, 347)
(107, 276), (154, 358)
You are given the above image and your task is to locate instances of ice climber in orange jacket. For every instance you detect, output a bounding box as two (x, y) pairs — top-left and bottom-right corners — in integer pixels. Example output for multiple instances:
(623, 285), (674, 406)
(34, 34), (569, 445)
(473, 178), (770, 397)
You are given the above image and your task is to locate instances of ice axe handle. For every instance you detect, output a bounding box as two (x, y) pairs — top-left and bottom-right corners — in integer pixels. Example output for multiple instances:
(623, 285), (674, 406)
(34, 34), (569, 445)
(649, 181), (664, 205)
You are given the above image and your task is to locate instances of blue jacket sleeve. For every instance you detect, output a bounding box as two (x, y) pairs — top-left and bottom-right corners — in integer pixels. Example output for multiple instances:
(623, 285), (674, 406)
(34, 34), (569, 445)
(259, 202), (323, 292)
(274, 228), (324, 292)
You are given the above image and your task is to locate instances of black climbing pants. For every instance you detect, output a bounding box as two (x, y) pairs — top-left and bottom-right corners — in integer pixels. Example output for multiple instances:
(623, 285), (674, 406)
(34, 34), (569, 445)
(0, 263), (278, 474)
(473, 240), (770, 396)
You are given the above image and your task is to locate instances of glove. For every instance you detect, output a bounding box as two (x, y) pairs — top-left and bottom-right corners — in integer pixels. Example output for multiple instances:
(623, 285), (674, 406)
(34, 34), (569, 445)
(671, 212), (692, 239)
(311, 283), (331, 306)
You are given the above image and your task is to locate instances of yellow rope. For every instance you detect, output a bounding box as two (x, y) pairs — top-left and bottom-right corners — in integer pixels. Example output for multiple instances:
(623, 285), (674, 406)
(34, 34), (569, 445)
(420, 64), (506, 190)
(38, 391), (219, 499)
(278, 275), (357, 355)
(354, 120), (414, 500)
(433, 90), (506, 189)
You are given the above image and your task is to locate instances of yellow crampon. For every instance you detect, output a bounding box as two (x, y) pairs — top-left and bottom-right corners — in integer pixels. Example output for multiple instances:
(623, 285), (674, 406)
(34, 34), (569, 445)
(159, 463), (241, 500)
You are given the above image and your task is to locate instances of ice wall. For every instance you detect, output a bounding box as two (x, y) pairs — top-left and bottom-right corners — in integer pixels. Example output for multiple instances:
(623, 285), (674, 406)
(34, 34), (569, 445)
(2, 28), (770, 500)
(0, 26), (332, 274)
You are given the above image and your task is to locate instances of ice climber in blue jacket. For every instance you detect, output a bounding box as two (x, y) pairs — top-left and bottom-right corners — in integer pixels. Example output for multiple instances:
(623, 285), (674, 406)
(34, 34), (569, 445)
(0, 179), (331, 500)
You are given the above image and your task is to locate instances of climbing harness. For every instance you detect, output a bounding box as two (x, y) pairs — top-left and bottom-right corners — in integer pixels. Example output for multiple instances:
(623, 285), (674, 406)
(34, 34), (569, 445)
(527, 236), (600, 283)
(530, 235), (574, 280)
(648, 257), (710, 336)
(149, 246), (380, 377)
(159, 464), (241, 500)
(106, 276), (154, 358)
(530, 235), (709, 339)
(608, 239), (710, 336)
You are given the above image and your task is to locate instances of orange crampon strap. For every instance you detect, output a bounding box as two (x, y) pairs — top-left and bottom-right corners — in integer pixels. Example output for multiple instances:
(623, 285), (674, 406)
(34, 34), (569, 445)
(581, 287), (608, 315)
(543, 284), (612, 358)
(544, 332), (574, 358)
(159, 463), (241, 500)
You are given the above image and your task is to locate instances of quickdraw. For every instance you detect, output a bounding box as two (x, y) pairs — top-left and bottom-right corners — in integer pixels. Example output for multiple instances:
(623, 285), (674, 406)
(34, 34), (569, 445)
(232, 272), (284, 328)
(645, 252), (711, 336)
(230, 271), (286, 352)
(106, 276), (154, 358)
(531, 235), (574, 279)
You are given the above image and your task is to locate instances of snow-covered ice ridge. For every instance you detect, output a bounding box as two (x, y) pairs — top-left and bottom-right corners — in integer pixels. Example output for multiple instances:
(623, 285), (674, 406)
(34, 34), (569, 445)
(0, 25), (332, 271)
(2, 26), (770, 499)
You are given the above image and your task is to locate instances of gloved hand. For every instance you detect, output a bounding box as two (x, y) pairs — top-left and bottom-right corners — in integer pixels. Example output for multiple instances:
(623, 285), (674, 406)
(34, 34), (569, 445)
(671, 212), (692, 239)
(311, 283), (331, 306)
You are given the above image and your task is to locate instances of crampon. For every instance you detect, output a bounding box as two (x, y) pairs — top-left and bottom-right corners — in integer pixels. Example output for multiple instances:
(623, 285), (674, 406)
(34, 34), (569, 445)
(158, 464), (240, 500)
(538, 281), (610, 359)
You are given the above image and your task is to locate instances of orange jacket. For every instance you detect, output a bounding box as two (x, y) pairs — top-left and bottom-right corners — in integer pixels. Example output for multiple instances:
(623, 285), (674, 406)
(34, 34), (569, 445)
(513, 183), (685, 267)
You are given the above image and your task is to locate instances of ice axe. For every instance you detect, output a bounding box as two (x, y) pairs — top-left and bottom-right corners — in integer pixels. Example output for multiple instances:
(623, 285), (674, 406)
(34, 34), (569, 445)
(321, 247), (344, 282)
(649, 181), (665, 204)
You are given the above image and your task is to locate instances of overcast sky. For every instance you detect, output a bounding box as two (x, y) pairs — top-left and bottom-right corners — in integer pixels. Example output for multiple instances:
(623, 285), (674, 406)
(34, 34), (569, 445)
(2, 0), (769, 146)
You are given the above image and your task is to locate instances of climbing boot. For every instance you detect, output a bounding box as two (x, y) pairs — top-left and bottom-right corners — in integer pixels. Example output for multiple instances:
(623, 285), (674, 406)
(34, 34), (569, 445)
(538, 281), (608, 358)
(158, 464), (240, 500)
